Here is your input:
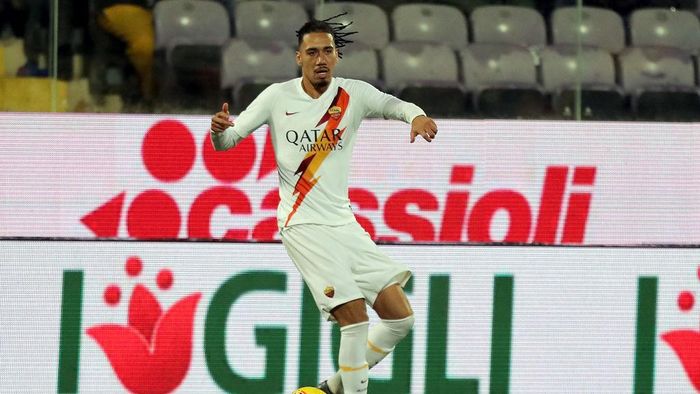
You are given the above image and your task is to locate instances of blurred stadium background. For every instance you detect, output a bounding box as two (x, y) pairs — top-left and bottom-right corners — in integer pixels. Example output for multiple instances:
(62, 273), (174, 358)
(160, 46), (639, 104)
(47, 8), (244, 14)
(3, 1), (700, 393)
(1, 0), (700, 120)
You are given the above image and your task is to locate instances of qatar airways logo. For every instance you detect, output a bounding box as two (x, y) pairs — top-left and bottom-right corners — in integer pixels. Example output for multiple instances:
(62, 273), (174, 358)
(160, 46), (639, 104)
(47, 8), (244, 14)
(79, 118), (595, 244)
(285, 128), (344, 152)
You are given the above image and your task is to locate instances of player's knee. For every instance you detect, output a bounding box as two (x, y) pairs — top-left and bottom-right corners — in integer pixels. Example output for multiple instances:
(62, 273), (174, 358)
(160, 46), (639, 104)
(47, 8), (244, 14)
(383, 314), (414, 338)
(332, 298), (369, 327)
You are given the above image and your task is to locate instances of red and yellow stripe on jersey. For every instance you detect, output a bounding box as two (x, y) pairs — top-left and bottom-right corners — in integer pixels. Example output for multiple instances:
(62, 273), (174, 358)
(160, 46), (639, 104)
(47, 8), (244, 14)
(285, 87), (350, 226)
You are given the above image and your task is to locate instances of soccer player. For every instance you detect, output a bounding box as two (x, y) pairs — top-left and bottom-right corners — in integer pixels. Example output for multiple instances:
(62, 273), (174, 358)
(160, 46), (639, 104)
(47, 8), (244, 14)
(210, 16), (438, 394)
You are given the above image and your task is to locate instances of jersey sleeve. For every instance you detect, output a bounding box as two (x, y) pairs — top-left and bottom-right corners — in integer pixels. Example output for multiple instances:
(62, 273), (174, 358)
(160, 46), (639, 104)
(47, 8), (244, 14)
(210, 84), (275, 151)
(355, 80), (426, 123)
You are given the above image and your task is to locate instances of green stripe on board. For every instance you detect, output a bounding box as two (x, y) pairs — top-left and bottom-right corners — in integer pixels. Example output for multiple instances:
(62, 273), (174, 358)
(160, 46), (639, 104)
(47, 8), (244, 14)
(298, 284), (321, 387)
(57, 270), (83, 393)
(634, 277), (658, 394)
(489, 275), (514, 394)
(426, 275), (479, 393)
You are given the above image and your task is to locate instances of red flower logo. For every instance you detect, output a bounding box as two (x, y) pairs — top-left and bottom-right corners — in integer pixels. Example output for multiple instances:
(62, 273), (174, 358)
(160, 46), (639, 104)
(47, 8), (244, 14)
(87, 257), (201, 394)
(662, 267), (700, 391)
(662, 330), (700, 391)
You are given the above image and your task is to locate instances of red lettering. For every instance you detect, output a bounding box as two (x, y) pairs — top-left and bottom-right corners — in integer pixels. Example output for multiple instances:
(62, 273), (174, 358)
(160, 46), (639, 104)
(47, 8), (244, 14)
(533, 166), (568, 244)
(561, 167), (596, 244)
(187, 186), (252, 240)
(468, 190), (531, 243)
(560, 193), (592, 244)
(376, 235), (400, 242)
(127, 190), (181, 239)
(384, 189), (438, 241)
(141, 120), (195, 182)
(252, 189), (280, 241)
(439, 165), (473, 242)
(349, 188), (379, 239)
(572, 166), (596, 186)
(201, 132), (257, 183)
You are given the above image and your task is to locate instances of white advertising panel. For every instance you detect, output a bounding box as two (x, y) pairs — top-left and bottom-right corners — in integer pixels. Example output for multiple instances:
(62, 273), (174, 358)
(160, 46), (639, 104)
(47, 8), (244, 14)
(1, 114), (699, 244)
(1, 241), (699, 393)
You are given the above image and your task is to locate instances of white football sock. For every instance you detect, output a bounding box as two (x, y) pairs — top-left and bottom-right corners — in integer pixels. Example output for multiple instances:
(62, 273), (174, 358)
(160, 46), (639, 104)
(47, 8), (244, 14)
(327, 315), (414, 393)
(338, 321), (369, 393)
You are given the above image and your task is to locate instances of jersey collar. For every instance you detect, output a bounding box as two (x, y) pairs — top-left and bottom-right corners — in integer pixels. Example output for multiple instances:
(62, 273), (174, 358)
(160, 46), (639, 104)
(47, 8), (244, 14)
(296, 77), (338, 101)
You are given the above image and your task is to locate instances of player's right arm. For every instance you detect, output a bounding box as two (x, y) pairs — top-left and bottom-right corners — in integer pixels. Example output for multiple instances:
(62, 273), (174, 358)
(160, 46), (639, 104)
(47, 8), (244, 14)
(209, 85), (274, 151)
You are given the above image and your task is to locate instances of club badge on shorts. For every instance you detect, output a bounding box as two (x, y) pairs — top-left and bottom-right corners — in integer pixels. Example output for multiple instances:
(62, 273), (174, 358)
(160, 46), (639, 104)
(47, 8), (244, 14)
(324, 286), (335, 298)
(328, 106), (342, 120)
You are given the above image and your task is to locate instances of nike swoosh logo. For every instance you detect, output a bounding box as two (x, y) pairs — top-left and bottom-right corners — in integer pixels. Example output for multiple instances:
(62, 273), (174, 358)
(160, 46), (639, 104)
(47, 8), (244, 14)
(285, 111), (299, 116)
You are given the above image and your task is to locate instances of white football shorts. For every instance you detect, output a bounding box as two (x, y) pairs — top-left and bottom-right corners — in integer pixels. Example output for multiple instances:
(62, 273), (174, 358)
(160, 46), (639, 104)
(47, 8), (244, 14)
(280, 221), (411, 321)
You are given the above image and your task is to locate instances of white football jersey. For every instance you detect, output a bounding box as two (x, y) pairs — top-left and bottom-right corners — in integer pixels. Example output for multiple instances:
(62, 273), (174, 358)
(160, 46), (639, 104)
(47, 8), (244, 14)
(211, 77), (425, 228)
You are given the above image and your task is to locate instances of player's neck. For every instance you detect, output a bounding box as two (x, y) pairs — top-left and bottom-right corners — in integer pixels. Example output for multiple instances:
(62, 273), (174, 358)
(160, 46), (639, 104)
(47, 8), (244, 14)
(301, 77), (331, 99)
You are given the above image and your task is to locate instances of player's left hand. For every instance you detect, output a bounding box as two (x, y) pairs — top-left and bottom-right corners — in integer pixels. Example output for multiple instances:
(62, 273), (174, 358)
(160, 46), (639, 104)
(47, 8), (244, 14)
(410, 115), (438, 143)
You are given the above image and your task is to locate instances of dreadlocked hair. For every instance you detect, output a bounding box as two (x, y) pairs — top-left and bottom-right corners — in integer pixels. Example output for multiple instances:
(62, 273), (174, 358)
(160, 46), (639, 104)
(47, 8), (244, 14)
(296, 13), (357, 58)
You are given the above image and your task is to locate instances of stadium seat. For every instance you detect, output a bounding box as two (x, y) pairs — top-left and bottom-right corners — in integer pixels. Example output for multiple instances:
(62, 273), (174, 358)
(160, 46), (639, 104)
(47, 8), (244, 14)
(346, 0), (405, 14)
(234, 1), (308, 47)
(391, 3), (468, 50)
(619, 46), (700, 121)
(154, 0), (230, 51)
(381, 42), (468, 117)
(645, 0), (698, 10)
(153, 0), (231, 107)
(432, 0), (537, 14)
(551, 6), (626, 54)
(540, 45), (626, 119)
(470, 6), (546, 48)
(288, 0), (316, 12)
(221, 38), (297, 113)
(629, 8), (700, 54)
(333, 43), (381, 87)
(294, 0), (317, 12)
(506, 0), (537, 8)
(460, 43), (547, 118)
(314, 2), (390, 50)
(430, 0), (491, 14)
(232, 0), (315, 15)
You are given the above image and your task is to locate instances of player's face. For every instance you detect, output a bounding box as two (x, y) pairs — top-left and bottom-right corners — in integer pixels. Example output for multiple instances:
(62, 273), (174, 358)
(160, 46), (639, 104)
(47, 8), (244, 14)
(297, 32), (338, 88)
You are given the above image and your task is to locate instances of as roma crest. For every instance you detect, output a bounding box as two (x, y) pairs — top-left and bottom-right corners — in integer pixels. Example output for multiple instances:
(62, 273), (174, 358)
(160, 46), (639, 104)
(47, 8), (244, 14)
(324, 286), (335, 298)
(328, 106), (342, 120)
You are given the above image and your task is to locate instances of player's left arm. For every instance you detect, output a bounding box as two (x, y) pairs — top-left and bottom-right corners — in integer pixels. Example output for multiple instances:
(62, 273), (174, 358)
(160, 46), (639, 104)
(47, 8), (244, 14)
(355, 80), (438, 143)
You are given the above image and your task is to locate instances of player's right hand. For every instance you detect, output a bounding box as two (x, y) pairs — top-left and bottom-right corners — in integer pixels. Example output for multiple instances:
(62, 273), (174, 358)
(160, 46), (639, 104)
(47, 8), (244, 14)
(211, 103), (234, 133)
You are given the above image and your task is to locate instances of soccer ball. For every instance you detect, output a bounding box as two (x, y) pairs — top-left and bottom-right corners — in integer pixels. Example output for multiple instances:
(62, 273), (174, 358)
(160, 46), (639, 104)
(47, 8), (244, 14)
(292, 387), (325, 394)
